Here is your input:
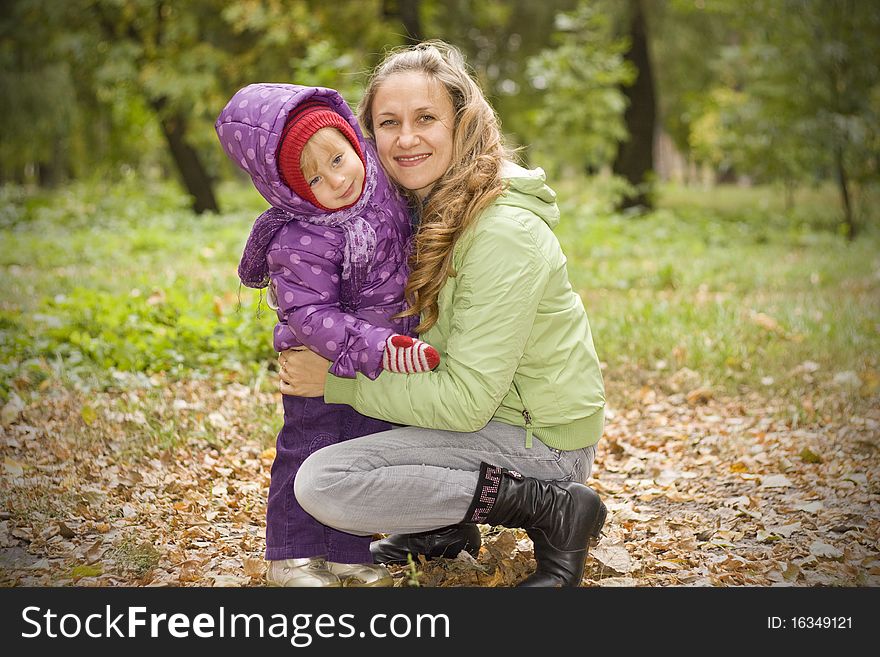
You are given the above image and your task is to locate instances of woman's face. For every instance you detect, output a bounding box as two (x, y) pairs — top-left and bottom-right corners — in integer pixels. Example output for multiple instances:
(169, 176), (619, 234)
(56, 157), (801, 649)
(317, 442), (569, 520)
(371, 71), (455, 200)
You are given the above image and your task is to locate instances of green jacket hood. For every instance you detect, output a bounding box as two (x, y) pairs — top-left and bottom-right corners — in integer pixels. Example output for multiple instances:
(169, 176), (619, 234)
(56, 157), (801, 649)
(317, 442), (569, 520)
(497, 161), (560, 230)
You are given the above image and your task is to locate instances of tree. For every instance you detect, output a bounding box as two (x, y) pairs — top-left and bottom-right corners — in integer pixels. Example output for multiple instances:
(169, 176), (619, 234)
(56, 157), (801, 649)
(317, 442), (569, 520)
(612, 0), (657, 209)
(423, 0), (579, 155)
(383, 0), (424, 43)
(701, 0), (880, 237)
(523, 1), (635, 177)
(1, 0), (404, 212)
(647, 0), (737, 167)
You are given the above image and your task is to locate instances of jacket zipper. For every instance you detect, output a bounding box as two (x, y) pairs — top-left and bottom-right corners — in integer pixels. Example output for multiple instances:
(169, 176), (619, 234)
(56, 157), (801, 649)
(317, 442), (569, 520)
(511, 379), (534, 448)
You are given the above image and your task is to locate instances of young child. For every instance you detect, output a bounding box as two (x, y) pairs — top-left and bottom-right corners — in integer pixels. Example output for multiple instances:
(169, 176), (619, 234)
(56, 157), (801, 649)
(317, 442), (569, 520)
(215, 84), (439, 587)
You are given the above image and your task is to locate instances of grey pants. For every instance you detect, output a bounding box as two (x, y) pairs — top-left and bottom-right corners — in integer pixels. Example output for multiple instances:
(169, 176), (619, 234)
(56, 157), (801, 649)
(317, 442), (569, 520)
(294, 420), (597, 536)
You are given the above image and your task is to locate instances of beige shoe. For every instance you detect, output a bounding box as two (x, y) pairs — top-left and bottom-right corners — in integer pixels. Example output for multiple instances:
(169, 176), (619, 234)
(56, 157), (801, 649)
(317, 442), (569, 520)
(266, 558), (341, 587)
(326, 562), (394, 587)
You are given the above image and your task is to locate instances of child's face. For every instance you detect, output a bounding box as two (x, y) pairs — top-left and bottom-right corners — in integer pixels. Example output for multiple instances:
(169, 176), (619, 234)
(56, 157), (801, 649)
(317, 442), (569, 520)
(300, 128), (365, 209)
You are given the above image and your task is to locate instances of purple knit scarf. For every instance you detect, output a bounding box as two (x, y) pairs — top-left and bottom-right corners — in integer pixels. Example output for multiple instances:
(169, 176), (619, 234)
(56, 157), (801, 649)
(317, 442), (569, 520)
(237, 148), (380, 308)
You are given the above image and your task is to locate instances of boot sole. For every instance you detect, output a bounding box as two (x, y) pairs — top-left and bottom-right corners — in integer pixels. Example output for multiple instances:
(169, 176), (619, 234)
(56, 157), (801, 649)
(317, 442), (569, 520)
(373, 544), (479, 566)
(266, 580), (342, 587)
(371, 529), (482, 565)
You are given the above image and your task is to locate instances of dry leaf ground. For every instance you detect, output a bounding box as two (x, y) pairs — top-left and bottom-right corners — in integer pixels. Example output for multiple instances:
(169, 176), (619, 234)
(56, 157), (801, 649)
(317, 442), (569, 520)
(2, 373), (877, 588)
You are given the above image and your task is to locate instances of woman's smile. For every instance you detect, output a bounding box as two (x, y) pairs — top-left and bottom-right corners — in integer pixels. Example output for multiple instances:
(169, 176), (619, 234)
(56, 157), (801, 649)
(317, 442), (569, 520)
(394, 153), (432, 166)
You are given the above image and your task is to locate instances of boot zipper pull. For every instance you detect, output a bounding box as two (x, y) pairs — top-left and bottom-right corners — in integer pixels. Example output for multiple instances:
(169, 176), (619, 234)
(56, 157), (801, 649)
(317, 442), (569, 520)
(523, 409), (533, 448)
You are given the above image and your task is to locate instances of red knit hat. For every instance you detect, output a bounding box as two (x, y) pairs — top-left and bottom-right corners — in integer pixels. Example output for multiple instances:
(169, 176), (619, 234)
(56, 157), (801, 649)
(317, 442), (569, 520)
(277, 101), (365, 209)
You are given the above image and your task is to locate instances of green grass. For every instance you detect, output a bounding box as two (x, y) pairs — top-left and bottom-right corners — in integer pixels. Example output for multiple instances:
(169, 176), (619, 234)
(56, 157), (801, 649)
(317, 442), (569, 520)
(0, 179), (277, 396)
(1, 177), (877, 418)
(554, 179), (879, 408)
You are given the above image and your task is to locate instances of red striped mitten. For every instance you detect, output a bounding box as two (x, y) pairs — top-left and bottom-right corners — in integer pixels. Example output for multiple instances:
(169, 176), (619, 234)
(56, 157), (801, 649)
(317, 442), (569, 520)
(383, 335), (440, 373)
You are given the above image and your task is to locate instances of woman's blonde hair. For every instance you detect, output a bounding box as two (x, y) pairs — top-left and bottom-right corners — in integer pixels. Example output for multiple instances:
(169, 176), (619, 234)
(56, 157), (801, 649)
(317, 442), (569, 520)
(358, 40), (512, 334)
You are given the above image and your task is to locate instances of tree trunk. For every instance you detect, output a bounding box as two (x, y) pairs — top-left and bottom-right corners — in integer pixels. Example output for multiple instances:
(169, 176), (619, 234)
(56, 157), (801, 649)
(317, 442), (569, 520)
(37, 139), (68, 187)
(151, 99), (219, 214)
(835, 146), (856, 240)
(783, 179), (796, 213)
(613, 0), (656, 211)
(383, 0), (423, 44)
(400, 0), (423, 43)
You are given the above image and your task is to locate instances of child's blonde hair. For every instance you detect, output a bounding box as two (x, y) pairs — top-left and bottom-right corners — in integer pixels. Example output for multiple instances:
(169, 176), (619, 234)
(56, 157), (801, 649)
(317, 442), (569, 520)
(358, 40), (513, 334)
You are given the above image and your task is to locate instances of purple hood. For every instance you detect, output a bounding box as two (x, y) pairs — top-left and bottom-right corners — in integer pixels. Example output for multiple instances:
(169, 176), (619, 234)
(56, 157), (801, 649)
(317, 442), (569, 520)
(216, 84), (380, 297)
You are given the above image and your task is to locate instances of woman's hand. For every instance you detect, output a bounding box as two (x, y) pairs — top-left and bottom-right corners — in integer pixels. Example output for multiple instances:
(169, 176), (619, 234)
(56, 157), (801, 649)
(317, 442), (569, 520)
(278, 348), (332, 397)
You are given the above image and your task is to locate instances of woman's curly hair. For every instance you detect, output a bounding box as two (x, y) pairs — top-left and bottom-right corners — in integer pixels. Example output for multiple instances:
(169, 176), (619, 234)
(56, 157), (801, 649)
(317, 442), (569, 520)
(358, 40), (513, 334)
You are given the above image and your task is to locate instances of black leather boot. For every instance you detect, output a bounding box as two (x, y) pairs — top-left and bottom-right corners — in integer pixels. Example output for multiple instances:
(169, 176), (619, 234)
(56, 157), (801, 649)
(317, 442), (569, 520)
(464, 462), (606, 587)
(370, 524), (482, 565)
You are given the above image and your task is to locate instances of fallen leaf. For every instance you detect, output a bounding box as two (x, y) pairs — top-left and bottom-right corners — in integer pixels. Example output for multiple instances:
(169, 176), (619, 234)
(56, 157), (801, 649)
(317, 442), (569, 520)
(686, 387), (713, 405)
(210, 574), (248, 587)
(243, 558), (265, 579)
(2, 394), (25, 425)
(208, 412), (228, 429)
(799, 448), (822, 463)
(809, 541), (844, 559)
(591, 543), (637, 574)
(597, 577), (639, 587)
(71, 564), (103, 579)
(765, 522), (801, 538)
(841, 473), (867, 486)
(750, 311), (783, 333)
(81, 405), (97, 426)
(760, 474), (793, 488)
(781, 562), (800, 581)
(178, 560), (202, 583)
(832, 371), (861, 387)
(694, 528), (716, 542)
(57, 522), (76, 539)
(756, 529), (781, 542)
(3, 458), (25, 477)
(79, 540), (106, 564)
(611, 503), (656, 523)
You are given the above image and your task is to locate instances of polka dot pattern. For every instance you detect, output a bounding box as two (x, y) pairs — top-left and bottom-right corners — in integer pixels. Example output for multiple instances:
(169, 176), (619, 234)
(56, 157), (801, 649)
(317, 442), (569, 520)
(218, 82), (418, 376)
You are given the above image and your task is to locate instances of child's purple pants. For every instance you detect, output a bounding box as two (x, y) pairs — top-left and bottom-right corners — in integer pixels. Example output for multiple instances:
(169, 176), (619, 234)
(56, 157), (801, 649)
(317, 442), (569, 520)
(265, 395), (392, 563)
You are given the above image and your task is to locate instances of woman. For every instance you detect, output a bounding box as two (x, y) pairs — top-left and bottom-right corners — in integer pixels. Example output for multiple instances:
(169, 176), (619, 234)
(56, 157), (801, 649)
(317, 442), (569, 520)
(281, 41), (606, 587)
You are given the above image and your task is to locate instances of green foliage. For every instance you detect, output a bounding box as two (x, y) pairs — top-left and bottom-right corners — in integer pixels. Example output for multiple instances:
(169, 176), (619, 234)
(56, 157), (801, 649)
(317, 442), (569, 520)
(111, 536), (161, 579)
(3, 177), (876, 415)
(422, 0), (579, 149)
(0, 179), (276, 398)
(33, 284), (273, 375)
(525, 1), (635, 174)
(405, 553), (423, 587)
(0, 0), (402, 186)
(673, 0), (879, 231)
(705, 1), (878, 183)
(554, 176), (879, 401)
(648, 0), (739, 156)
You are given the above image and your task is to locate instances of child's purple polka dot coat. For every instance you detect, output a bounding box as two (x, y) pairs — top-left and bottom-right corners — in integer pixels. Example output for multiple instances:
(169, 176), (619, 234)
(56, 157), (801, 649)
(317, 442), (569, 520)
(216, 84), (415, 379)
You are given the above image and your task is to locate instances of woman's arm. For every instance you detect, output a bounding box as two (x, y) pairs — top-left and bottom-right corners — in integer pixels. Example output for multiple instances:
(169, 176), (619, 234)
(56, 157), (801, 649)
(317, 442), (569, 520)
(320, 214), (550, 431)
